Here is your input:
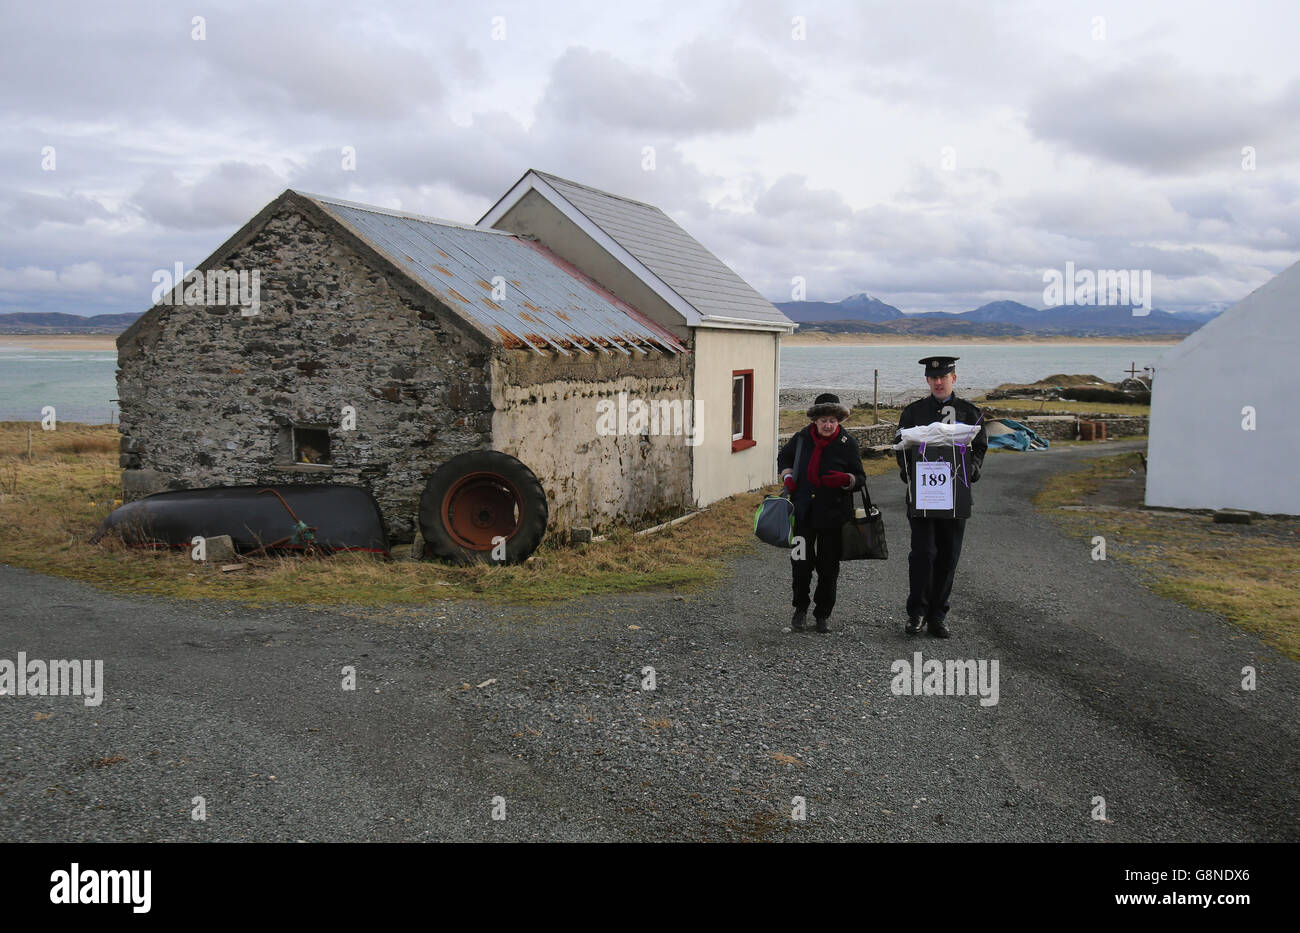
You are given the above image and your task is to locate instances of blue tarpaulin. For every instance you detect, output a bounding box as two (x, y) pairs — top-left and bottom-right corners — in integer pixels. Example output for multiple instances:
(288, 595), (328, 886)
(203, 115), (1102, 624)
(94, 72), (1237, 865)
(986, 418), (1050, 451)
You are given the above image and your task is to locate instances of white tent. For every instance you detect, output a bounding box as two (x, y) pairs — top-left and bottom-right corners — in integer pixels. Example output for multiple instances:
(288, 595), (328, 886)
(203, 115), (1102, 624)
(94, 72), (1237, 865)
(1146, 258), (1300, 515)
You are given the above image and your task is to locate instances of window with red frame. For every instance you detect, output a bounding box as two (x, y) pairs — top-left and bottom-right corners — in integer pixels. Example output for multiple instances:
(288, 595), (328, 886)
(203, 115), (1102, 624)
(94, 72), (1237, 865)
(731, 370), (755, 452)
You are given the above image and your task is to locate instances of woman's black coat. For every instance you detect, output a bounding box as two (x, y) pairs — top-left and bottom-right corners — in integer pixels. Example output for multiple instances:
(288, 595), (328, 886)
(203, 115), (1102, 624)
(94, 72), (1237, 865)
(776, 425), (869, 530)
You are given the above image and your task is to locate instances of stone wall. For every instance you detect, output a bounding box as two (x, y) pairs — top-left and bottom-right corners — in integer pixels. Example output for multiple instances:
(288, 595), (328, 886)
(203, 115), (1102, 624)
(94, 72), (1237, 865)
(1088, 416), (1149, 436)
(491, 350), (693, 532)
(117, 206), (494, 544)
(1005, 415), (1077, 441)
(778, 415), (1150, 452)
(984, 413), (1150, 440)
(779, 422), (897, 449)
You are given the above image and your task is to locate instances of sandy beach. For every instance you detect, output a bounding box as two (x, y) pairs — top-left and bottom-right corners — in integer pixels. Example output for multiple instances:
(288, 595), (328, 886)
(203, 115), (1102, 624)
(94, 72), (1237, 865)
(0, 335), (119, 351)
(782, 333), (1183, 347)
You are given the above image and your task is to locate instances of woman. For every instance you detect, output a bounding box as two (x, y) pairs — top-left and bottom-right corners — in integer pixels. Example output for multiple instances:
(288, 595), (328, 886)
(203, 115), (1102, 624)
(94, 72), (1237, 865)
(775, 393), (868, 633)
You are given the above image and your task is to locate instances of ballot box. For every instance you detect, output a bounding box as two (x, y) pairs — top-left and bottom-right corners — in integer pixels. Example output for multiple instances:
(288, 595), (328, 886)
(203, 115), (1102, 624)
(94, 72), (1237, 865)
(906, 444), (974, 519)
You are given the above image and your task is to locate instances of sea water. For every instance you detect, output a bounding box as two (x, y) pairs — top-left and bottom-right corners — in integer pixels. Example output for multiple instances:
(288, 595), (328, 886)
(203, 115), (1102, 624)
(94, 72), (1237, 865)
(0, 342), (1172, 424)
(780, 343), (1172, 406)
(0, 347), (120, 424)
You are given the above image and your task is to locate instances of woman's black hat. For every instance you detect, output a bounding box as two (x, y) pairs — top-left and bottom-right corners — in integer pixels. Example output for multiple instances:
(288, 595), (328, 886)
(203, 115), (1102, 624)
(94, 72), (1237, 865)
(806, 392), (850, 421)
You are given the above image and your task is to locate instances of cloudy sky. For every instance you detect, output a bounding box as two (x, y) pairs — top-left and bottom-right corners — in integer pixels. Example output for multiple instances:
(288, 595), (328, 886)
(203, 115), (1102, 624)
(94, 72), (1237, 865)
(2, 0), (1297, 317)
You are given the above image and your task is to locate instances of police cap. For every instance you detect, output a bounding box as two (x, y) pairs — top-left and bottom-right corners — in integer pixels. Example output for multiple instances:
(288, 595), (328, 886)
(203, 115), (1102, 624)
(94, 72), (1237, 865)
(919, 355), (959, 377)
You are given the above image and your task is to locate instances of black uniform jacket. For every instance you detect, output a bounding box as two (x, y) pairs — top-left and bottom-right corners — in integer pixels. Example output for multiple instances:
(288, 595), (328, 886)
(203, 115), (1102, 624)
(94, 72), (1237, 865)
(894, 394), (988, 517)
(776, 424), (869, 530)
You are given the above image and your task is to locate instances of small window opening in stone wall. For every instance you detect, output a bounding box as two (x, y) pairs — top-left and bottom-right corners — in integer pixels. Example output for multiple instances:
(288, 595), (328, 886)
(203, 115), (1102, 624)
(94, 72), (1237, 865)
(278, 425), (331, 464)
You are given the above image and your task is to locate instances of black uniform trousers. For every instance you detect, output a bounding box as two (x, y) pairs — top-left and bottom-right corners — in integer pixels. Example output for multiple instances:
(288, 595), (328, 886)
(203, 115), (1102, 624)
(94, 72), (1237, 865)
(791, 523), (843, 619)
(906, 516), (966, 622)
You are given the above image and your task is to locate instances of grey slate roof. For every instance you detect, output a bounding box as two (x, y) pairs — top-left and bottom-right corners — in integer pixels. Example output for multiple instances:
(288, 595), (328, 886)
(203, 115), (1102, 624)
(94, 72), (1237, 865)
(301, 192), (685, 356)
(528, 171), (793, 330)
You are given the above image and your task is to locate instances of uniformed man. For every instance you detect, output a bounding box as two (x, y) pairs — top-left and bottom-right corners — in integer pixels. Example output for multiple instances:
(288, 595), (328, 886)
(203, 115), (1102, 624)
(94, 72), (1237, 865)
(895, 356), (987, 638)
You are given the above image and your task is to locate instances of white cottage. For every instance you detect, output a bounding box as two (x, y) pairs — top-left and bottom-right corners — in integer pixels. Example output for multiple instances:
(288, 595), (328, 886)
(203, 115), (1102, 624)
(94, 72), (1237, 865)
(1145, 258), (1300, 515)
(479, 170), (795, 509)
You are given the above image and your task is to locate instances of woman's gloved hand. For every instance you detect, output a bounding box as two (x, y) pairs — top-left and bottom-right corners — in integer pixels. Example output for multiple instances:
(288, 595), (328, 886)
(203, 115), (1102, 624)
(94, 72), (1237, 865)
(783, 474), (797, 494)
(823, 471), (853, 489)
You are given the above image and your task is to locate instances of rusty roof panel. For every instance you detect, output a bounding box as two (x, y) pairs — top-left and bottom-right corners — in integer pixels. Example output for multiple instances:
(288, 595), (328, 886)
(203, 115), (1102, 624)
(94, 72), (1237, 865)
(303, 193), (686, 355)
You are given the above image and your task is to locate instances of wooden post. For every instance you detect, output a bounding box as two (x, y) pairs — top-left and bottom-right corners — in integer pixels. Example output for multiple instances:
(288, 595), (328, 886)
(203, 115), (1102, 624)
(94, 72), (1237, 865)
(27, 427), (32, 460)
(873, 370), (879, 424)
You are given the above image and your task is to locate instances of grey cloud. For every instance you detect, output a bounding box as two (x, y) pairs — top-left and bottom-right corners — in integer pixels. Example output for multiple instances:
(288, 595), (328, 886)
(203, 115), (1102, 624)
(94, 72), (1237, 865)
(4, 190), (113, 228)
(898, 162), (1002, 206)
(130, 162), (287, 230)
(688, 167), (1280, 314)
(201, 10), (445, 121)
(734, 0), (1054, 111)
(539, 39), (798, 135)
(1025, 61), (1299, 174)
(0, 1), (452, 129)
(755, 175), (853, 220)
(1, 0), (1294, 321)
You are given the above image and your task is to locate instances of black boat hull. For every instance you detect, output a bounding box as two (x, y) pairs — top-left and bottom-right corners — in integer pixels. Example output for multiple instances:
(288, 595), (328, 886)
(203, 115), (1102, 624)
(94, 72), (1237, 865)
(92, 484), (390, 555)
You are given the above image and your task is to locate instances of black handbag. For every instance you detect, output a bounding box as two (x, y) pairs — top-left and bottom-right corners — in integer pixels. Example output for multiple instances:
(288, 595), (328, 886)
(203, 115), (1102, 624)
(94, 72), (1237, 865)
(841, 482), (888, 560)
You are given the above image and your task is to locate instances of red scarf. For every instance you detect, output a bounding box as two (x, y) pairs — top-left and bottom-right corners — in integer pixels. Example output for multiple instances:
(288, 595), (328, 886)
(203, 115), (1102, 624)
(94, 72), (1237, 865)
(806, 424), (840, 486)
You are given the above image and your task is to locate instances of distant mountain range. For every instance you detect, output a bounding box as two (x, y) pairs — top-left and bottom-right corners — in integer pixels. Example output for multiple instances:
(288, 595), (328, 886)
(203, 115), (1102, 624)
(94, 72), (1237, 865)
(779, 293), (905, 323)
(0, 295), (1222, 338)
(774, 296), (1222, 336)
(0, 312), (143, 334)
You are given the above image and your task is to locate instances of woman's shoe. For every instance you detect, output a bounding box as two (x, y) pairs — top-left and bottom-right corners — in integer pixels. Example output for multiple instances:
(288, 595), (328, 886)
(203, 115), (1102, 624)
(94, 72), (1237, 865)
(791, 608), (808, 631)
(815, 616), (831, 633)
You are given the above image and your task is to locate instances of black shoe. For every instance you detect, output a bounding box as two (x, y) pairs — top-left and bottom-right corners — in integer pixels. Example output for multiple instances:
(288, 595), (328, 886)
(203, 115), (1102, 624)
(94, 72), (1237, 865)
(815, 616), (830, 633)
(927, 619), (952, 639)
(905, 615), (923, 635)
(791, 609), (807, 631)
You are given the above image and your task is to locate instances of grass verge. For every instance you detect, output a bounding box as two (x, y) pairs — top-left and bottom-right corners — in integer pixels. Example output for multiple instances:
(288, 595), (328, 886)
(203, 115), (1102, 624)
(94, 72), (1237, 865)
(779, 407), (902, 434)
(2, 421), (885, 607)
(1034, 450), (1299, 660)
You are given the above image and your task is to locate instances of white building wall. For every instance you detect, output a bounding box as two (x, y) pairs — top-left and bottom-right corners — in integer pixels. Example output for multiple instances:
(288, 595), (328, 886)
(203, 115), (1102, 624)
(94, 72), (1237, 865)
(1145, 259), (1300, 514)
(690, 327), (781, 506)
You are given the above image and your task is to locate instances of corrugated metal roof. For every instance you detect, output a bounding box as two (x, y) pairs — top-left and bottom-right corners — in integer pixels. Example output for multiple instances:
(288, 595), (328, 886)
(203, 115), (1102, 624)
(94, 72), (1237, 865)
(531, 171), (793, 329)
(301, 192), (685, 355)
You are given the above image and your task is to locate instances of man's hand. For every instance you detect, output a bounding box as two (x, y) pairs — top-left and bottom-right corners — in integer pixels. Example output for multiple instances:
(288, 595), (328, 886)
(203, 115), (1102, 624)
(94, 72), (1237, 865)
(823, 471), (853, 489)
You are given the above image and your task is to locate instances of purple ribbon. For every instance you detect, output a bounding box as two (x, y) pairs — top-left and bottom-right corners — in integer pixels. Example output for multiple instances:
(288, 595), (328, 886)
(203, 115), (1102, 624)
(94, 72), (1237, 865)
(918, 439), (969, 488)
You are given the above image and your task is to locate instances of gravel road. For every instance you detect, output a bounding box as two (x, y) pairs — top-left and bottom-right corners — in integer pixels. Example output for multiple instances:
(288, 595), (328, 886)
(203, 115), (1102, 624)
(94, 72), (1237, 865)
(2, 439), (1296, 842)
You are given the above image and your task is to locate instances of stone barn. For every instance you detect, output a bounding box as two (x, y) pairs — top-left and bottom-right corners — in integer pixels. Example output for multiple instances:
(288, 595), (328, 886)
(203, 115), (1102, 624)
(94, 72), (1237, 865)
(118, 175), (792, 547)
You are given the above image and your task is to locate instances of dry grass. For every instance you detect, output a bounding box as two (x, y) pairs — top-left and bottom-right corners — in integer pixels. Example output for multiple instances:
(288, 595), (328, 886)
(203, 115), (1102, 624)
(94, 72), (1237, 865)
(1035, 452), (1300, 660)
(779, 408), (901, 433)
(0, 421), (807, 607)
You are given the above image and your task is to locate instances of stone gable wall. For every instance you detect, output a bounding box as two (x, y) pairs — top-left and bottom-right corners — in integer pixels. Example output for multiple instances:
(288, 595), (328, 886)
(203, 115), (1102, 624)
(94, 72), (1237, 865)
(117, 207), (492, 543)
